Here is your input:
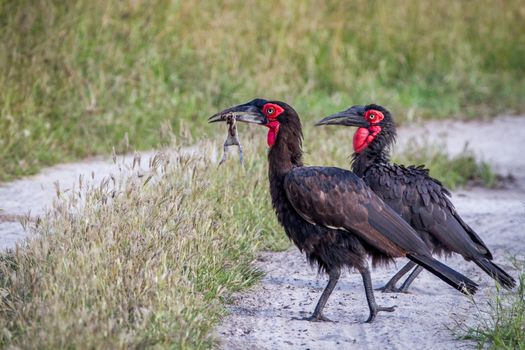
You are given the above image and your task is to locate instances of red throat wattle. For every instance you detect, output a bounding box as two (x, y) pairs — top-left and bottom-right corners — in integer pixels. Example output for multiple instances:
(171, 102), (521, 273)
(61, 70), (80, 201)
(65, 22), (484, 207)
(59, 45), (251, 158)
(353, 126), (381, 153)
(266, 121), (280, 147)
(262, 103), (284, 147)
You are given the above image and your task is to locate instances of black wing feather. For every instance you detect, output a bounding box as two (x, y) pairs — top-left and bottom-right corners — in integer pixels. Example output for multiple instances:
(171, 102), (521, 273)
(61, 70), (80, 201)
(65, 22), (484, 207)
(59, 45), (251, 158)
(284, 166), (431, 257)
(365, 163), (492, 258)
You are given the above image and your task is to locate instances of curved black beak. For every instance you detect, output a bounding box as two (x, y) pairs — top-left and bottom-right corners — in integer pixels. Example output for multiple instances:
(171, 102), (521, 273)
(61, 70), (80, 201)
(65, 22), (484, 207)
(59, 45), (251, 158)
(315, 105), (368, 128)
(208, 102), (267, 125)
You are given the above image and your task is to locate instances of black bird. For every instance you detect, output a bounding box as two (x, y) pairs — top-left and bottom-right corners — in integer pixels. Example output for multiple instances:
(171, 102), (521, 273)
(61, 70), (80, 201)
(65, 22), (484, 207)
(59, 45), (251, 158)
(316, 104), (515, 293)
(209, 99), (478, 323)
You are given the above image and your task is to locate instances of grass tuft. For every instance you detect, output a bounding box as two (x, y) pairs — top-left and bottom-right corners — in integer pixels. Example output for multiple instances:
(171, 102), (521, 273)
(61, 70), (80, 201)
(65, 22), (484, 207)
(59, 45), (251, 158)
(458, 263), (525, 349)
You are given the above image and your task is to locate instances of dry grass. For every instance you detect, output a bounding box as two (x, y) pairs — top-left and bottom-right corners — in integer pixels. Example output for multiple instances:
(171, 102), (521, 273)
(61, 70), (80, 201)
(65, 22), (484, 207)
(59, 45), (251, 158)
(0, 137), (284, 349)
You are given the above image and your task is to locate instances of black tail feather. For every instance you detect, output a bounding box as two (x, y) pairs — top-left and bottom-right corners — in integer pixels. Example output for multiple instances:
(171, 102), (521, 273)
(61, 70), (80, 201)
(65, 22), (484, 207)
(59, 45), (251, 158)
(474, 258), (516, 290)
(407, 253), (478, 295)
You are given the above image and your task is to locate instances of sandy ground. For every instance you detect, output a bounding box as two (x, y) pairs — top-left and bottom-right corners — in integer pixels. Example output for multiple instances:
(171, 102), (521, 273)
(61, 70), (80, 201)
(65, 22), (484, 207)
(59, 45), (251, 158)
(0, 116), (524, 349)
(215, 115), (525, 350)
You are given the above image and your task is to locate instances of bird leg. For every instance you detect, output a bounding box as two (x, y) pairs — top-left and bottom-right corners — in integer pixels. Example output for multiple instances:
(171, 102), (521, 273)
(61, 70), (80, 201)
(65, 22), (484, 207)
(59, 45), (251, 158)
(376, 261), (417, 293)
(294, 267), (341, 322)
(218, 115), (244, 166)
(396, 265), (423, 293)
(359, 263), (397, 323)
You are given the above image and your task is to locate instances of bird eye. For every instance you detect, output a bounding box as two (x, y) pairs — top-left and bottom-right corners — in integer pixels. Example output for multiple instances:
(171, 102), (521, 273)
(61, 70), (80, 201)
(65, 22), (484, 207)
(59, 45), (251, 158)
(369, 114), (375, 119)
(267, 107), (275, 115)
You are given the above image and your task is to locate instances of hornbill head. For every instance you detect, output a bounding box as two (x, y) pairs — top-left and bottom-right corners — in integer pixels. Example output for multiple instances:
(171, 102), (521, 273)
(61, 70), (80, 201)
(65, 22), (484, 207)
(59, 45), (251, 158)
(316, 104), (396, 154)
(209, 98), (300, 148)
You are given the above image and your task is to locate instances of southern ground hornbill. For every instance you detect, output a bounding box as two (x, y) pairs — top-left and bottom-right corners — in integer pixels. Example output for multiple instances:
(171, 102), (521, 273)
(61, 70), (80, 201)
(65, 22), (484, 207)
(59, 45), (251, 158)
(316, 104), (516, 293)
(209, 99), (478, 323)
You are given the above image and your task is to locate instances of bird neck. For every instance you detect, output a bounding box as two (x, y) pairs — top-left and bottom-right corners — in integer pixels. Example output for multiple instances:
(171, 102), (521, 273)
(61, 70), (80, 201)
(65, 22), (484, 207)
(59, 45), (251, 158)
(266, 117), (304, 232)
(267, 116), (304, 207)
(268, 120), (303, 179)
(351, 146), (391, 177)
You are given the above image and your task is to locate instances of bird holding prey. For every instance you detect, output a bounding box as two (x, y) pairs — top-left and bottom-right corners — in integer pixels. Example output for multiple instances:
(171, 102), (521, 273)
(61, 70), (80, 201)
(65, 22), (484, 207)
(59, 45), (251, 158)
(210, 99), (478, 323)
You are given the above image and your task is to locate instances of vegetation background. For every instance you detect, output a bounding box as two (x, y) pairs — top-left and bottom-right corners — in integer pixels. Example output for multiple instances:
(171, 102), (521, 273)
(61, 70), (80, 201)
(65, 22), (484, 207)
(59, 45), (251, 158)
(1, 1), (524, 348)
(1, 0), (524, 180)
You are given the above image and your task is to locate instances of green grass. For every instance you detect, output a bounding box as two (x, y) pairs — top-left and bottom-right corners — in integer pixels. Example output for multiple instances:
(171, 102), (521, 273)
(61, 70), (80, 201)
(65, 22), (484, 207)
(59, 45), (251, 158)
(459, 263), (525, 349)
(1, 0), (525, 180)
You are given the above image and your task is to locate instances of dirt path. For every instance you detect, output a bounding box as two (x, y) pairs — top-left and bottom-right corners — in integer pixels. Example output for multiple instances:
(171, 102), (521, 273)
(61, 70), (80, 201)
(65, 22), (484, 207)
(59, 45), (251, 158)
(215, 115), (525, 349)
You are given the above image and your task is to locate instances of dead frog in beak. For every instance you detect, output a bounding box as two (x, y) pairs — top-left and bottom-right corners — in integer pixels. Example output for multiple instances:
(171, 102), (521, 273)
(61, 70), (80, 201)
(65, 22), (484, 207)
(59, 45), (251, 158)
(208, 99), (268, 165)
(218, 114), (244, 166)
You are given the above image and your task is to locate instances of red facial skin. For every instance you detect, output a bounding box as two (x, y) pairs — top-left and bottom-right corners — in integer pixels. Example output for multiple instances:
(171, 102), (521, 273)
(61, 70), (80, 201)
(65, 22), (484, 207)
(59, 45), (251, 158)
(262, 103), (284, 147)
(353, 109), (384, 153)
